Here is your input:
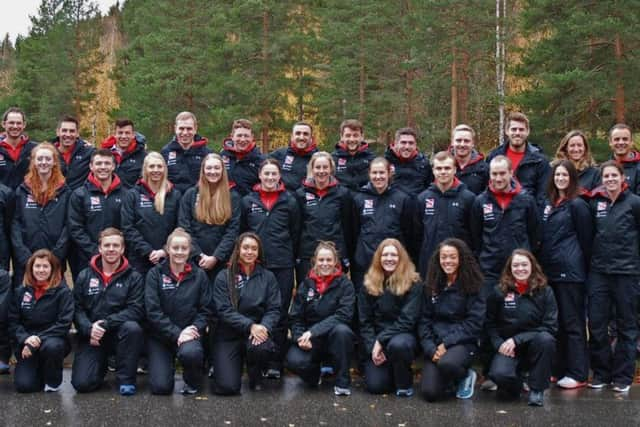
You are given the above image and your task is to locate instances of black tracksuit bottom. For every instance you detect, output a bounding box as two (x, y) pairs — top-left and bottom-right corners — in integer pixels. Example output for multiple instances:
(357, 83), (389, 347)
(148, 336), (204, 395)
(14, 337), (69, 393)
(489, 331), (555, 395)
(420, 344), (476, 401)
(364, 333), (416, 394)
(71, 320), (144, 392)
(285, 324), (354, 388)
(269, 267), (295, 368)
(588, 272), (639, 386)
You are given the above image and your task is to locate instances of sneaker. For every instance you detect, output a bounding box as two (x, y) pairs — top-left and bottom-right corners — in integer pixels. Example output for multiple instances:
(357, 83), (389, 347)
(321, 365), (335, 377)
(396, 387), (414, 397)
(612, 383), (630, 393)
(334, 386), (351, 396)
(456, 369), (477, 399)
(557, 376), (587, 389)
(480, 379), (498, 391)
(181, 384), (198, 395)
(522, 381), (530, 393)
(588, 378), (609, 389)
(44, 384), (61, 392)
(0, 361), (10, 375)
(263, 368), (281, 379)
(119, 384), (136, 396)
(527, 390), (544, 407)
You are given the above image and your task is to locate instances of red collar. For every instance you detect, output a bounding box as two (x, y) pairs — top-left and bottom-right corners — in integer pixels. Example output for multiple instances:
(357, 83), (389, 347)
(89, 254), (129, 285)
(87, 172), (121, 195)
(308, 265), (343, 295)
(0, 136), (28, 162)
(170, 263), (193, 282)
(289, 140), (317, 156)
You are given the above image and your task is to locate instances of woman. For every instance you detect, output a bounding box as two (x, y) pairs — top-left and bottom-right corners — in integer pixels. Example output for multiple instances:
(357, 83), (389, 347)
(419, 238), (485, 401)
(11, 142), (70, 287)
(145, 228), (212, 395)
(286, 241), (355, 396)
(486, 249), (557, 406)
(359, 238), (422, 396)
(8, 250), (73, 393)
(211, 232), (281, 394)
(587, 160), (640, 393)
(295, 152), (353, 280)
(538, 160), (592, 389)
(240, 158), (300, 378)
(121, 152), (182, 274)
(554, 130), (599, 192)
(352, 157), (412, 291)
(178, 153), (241, 280)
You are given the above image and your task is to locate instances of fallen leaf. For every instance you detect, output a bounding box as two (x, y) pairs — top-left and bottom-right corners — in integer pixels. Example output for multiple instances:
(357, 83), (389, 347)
(497, 410), (507, 414)
(195, 396), (208, 400)
(224, 421), (231, 425)
(385, 413), (392, 417)
(260, 418), (267, 422)
(44, 410), (52, 414)
(369, 404), (375, 409)
(333, 403), (340, 407)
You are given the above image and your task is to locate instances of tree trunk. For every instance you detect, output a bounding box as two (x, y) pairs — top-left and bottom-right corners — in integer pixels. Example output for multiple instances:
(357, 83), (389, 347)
(261, 9), (270, 153)
(358, 31), (366, 123)
(459, 49), (470, 123)
(614, 33), (625, 123)
(451, 47), (458, 133)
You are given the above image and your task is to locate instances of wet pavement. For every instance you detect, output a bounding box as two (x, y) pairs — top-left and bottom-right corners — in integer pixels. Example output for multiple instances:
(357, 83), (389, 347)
(0, 371), (638, 426)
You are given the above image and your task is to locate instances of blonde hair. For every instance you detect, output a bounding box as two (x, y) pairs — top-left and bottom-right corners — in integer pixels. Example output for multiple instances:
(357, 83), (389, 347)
(554, 130), (596, 172)
(364, 238), (419, 296)
(142, 152), (170, 215)
(175, 111), (197, 126)
(196, 153), (232, 225)
(306, 151), (336, 180)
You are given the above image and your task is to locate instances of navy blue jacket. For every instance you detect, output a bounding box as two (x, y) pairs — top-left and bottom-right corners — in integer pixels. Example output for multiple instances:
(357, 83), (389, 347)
(101, 133), (148, 190)
(0, 137), (37, 190)
(161, 136), (211, 194)
(269, 144), (318, 191)
(578, 166), (600, 192)
(220, 140), (264, 196)
(332, 142), (376, 191)
(415, 181), (475, 278)
(418, 283), (485, 358)
(0, 184), (13, 269)
(55, 138), (95, 191)
(618, 153), (640, 195)
(212, 264), (281, 341)
(538, 197), (592, 283)
(0, 270), (11, 334)
(384, 147), (433, 197)
(455, 151), (489, 195)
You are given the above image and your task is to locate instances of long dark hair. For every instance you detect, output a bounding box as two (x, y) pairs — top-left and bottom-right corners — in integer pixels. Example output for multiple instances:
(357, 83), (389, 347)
(499, 249), (547, 295)
(226, 232), (265, 307)
(546, 159), (579, 203)
(426, 238), (483, 296)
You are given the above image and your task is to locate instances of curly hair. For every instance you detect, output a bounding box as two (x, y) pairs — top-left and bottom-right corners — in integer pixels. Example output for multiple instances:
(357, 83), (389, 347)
(426, 238), (483, 296)
(499, 249), (547, 294)
(364, 238), (419, 297)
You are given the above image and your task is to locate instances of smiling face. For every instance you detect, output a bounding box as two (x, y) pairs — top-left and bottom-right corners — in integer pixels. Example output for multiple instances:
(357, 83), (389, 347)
(312, 156), (332, 186)
(602, 165), (623, 194)
(239, 236), (259, 266)
(56, 121), (78, 150)
(232, 126), (253, 152)
(511, 254), (532, 282)
(369, 161), (389, 193)
(439, 245), (460, 278)
(341, 127), (363, 153)
(99, 235), (125, 266)
(433, 157), (456, 188)
(145, 157), (166, 184)
(506, 120), (529, 151)
(380, 244), (400, 275)
(314, 248), (338, 277)
(115, 125), (134, 150)
(566, 135), (586, 162)
(175, 118), (196, 147)
(392, 134), (418, 159)
(90, 154), (116, 182)
(609, 128), (632, 157)
(203, 156), (223, 185)
(452, 130), (474, 160)
(32, 257), (52, 282)
(168, 235), (190, 265)
(34, 147), (55, 177)
(259, 163), (281, 191)
(490, 159), (512, 192)
(291, 124), (312, 150)
(554, 165), (570, 192)
(2, 112), (26, 140)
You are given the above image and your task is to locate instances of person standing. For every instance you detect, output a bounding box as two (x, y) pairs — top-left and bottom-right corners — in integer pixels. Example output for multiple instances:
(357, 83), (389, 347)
(384, 127), (433, 197)
(100, 119), (148, 189)
(53, 115), (94, 191)
(331, 119), (376, 191)
(0, 107), (38, 190)
(450, 124), (489, 195)
(270, 121), (318, 191)
(220, 119), (264, 196)
(553, 130), (599, 192)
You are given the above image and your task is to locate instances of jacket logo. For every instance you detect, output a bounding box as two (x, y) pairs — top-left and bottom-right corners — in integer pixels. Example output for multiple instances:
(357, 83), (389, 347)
(504, 292), (517, 309)
(364, 199), (373, 209)
(284, 155), (294, 165)
(306, 288), (315, 301)
(23, 293), (32, 303)
(25, 195), (37, 208)
(305, 193), (315, 200)
(597, 201), (607, 211)
(88, 277), (100, 295)
(426, 198), (434, 208)
(338, 158), (347, 166)
(250, 203), (264, 213)
(168, 152), (176, 160)
(483, 203), (493, 214)
(161, 274), (176, 290)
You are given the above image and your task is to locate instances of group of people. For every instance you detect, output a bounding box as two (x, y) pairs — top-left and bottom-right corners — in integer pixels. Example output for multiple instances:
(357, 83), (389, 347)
(0, 106), (637, 407)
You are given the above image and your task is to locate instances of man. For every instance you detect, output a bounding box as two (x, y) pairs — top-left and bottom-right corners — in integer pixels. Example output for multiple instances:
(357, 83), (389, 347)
(0, 107), (38, 189)
(53, 115), (95, 191)
(608, 123), (640, 194)
(101, 119), (147, 189)
(486, 112), (549, 202)
(332, 119), (376, 191)
(71, 227), (145, 396)
(450, 124), (489, 195)
(68, 150), (126, 280)
(415, 151), (475, 279)
(220, 118), (265, 196)
(470, 155), (538, 288)
(384, 127), (433, 197)
(269, 121), (317, 191)
(161, 111), (211, 194)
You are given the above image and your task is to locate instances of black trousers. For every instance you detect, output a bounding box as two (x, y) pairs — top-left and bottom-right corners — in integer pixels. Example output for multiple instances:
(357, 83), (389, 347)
(550, 281), (588, 382)
(489, 331), (555, 395)
(285, 324), (354, 388)
(211, 337), (279, 395)
(269, 267), (295, 366)
(71, 320), (144, 392)
(420, 344), (475, 401)
(364, 333), (416, 394)
(147, 336), (204, 395)
(14, 336), (69, 393)
(588, 272), (639, 385)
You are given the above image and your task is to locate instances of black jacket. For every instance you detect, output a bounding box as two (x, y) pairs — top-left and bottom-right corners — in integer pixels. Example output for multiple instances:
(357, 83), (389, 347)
(145, 261), (212, 345)
(8, 282), (74, 346)
(415, 181), (475, 278)
(289, 274), (355, 341)
(418, 283), (485, 358)
(332, 142), (376, 191)
(0, 270), (11, 332)
(295, 179), (353, 261)
(470, 181), (539, 279)
(538, 197), (592, 283)
(455, 151), (489, 195)
(178, 186), (241, 264)
(578, 166), (600, 192)
(55, 138), (95, 191)
(11, 182), (70, 266)
(240, 186), (301, 269)
(101, 133), (148, 190)
(121, 182), (182, 273)
(486, 284), (557, 351)
(73, 255), (144, 337)
(269, 144), (318, 191)
(486, 142), (550, 202)
(588, 186), (640, 275)
(161, 136), (211, 194)
(0, 137), (37, 190)
(352, 183), (413, 271)
(384, 147), (433, 197)
(358, 282), (422, 353)
(220, 140), (265, 196)
(0, 184), (13, 269)
(68, 175), (126, 261)
(212, 264), (281, 341)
